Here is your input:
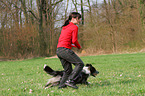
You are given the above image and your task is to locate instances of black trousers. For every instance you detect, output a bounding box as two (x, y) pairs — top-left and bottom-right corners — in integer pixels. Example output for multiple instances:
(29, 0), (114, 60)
(56, 47), (84, 87)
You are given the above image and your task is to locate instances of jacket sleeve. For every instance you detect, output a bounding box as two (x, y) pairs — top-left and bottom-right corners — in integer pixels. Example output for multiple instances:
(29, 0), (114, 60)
(72, 26), (81, 49)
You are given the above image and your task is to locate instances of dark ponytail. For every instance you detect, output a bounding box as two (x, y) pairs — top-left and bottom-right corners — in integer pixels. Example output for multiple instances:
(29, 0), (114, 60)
(62, 12), (81, 27)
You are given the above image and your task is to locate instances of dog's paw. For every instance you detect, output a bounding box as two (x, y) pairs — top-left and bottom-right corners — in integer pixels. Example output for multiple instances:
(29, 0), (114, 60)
(43, 86), (49, 89)
(44, 64), (47, 69)
(45, 87), (49, 89)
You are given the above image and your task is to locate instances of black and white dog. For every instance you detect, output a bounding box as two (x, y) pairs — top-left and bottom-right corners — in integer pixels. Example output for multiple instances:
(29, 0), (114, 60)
(43, 64), (99, 88)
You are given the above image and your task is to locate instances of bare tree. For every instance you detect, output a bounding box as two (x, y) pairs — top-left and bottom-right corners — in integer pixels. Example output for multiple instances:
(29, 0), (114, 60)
(87, 0), (93, 23)
(72, 0), (78, 12)
(35, 0), (63, 55)
(103, 0), (117, 52)
(80, 0), (84, 25)
(19, 0), (29, 24)
(0, 0), (63, 57)
(65, 0), (69, 20)
(36, 0), (47, 56)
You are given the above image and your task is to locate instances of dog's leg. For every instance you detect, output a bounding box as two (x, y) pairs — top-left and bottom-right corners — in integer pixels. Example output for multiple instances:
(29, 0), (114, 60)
(44, 79), (51, 88)
(52, 82), (59, 87)
(44, 76), (61, 88)
(44, 82), (59, 89)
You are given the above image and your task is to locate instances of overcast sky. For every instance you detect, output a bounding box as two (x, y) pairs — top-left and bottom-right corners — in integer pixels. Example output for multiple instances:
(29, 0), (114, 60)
(65, 0), (104, 12)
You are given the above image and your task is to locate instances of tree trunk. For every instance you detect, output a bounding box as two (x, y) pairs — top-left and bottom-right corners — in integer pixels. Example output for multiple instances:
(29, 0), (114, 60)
(30, 0), (34, 24)
(20, 0), (28, 24)
(80, 0), (84, 25)
(37, 0), (47, 56)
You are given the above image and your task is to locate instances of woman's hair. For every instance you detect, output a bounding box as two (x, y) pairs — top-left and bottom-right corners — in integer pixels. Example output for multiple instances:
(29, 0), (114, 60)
(62, 12), (81, 27)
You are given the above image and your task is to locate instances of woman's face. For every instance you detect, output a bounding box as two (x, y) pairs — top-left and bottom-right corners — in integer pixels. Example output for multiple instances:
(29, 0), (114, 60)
(76, 18), (81, 24)
(71, 17), (81, 24)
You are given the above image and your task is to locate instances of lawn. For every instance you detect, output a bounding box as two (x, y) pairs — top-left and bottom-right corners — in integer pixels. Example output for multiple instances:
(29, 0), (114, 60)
(0, 53), (145, 96)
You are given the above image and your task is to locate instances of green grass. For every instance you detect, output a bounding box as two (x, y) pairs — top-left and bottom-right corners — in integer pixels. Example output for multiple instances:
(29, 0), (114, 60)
(0, 53), (145, 96)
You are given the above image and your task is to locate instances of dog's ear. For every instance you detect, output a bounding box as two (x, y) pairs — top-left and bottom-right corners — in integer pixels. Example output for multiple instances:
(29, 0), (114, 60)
(86, 64), (89, 66)
(86, 64), (92, 66)
(86, 64), (92, 70)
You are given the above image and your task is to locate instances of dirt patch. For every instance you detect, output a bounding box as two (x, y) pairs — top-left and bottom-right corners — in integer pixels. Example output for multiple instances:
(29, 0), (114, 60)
(140, 48), (145, 52)
(45, 55), (58, 59)
(0, 56), (10, 61)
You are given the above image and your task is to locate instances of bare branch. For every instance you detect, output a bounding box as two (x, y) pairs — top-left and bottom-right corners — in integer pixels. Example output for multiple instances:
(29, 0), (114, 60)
(0, 0), (14, 11)
(72, 0), (78, 12)
(27, 10), (39, 21)
(65, 0), (69, 20)
(52, 0), (63, 6)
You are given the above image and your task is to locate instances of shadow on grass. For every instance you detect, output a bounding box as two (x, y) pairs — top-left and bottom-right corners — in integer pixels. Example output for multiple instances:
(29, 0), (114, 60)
(87, 79), (137, 88)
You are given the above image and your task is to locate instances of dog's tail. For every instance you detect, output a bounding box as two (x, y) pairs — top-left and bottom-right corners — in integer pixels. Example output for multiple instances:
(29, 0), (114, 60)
(44, 64), (63, 76)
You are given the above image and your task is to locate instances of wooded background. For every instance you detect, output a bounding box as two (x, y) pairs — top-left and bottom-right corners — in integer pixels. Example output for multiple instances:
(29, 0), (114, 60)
(0, 0), (145, 59)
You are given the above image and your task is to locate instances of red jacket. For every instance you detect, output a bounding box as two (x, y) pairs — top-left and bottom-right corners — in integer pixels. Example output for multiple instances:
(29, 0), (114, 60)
(57, 22), (81, 49)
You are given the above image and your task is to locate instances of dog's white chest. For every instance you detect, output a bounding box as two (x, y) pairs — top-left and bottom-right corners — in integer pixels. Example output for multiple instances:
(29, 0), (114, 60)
(82, 66), (91, 75)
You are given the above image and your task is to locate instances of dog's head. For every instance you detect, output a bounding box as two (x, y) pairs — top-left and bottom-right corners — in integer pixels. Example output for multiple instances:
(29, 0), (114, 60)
(83, 64), (99, 77)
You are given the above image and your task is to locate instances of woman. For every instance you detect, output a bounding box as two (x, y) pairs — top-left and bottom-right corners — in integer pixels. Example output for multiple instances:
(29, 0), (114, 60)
(56, 12), (84, 89)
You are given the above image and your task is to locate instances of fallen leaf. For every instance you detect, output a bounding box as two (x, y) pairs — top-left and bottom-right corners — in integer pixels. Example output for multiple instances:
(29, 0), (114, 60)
(120, 73), (123, 76)
(29, 89), (33, 93)
(72, 90), (75, 92)
(137, 74), (141, 77)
